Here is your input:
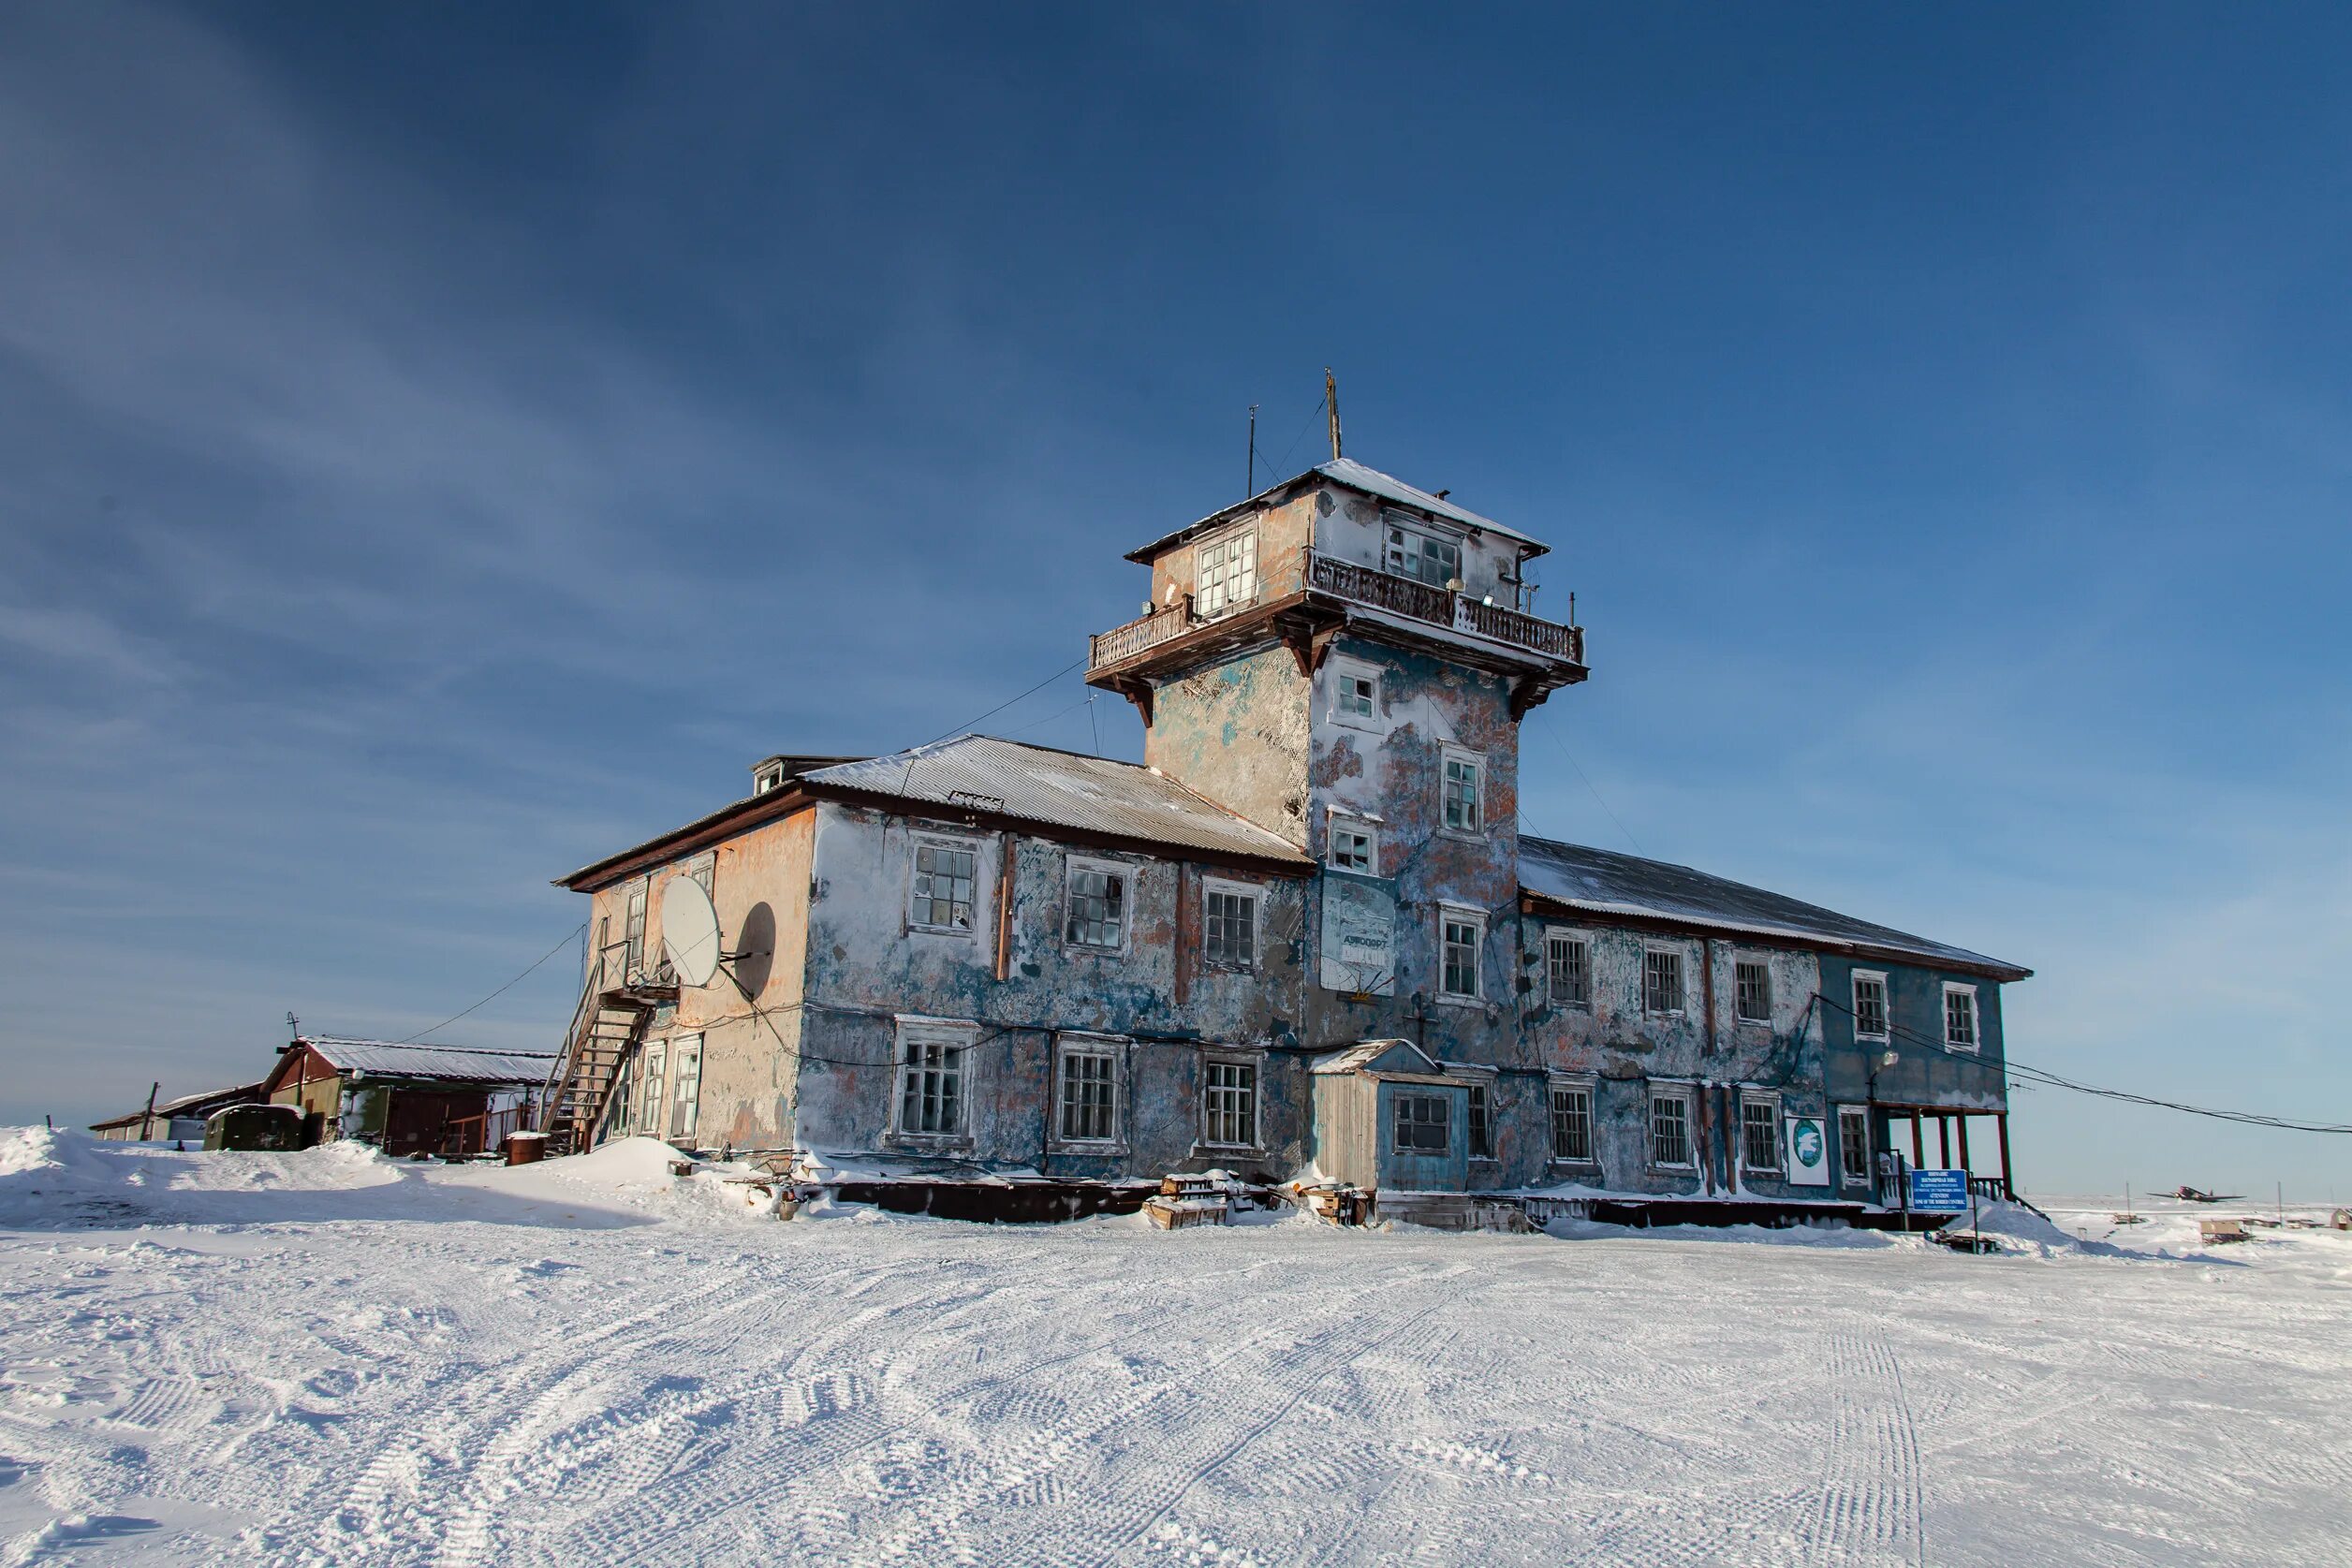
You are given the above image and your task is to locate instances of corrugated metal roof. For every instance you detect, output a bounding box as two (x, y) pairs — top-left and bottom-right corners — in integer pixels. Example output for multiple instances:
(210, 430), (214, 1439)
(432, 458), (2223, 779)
(1125, 458), (1548, 562)
(804, 737), (1310, 865)
(301, 1038), (558, 1084)
(1519, 837), (2030, 980)
(1311, 1039), (1443, 1076)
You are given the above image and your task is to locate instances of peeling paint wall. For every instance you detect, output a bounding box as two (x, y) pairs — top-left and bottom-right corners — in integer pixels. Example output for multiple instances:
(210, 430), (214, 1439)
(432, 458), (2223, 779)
(1312, 488), (1530, 606)
(1144, 492), (1317, 611)
(787, 801), (1312, 1180)
(1142, 643), (1312, 844)
(1819, 956), (2007, 1112)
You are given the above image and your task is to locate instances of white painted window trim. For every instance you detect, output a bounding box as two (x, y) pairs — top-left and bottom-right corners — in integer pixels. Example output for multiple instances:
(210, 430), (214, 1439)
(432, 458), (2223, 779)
(906, 831), (985, 937)
(1547, 1072), (1598, 1165)
(1852, 969), (1891, 1041)
(1199, 875), (1261, 973)
(1435, 903), (1487, 1004)
(1837, 1105), (1874, 1188)
(668, 1034), (704, 1143)
(1545, 927), (1592, 1008)
(1193, 521), (1260, 620)
(1327, 656), (1385, 733)
(1648, 1080), (1698, 1169)
(1382, 508), (1466, 588)
(1049, 1032), (1129, 1154)
(1197, 1048), (1267, 1153)
(1943, 981), (1980, 1053)
(887, 1017), (979, 1148)
(1438, 743), (1486, 839)
(1642, 945), (1688, 1017)
(1738, 1088), (1783, 1174)
(1062, 853), (1137, 954)
(1326, 808), (1380, 877)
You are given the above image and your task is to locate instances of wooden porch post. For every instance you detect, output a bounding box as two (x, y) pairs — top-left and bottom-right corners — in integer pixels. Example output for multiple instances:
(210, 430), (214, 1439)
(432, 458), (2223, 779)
(1996, 1113), (2015, 1200)
(1909, 1112), (1924, 1167)
(1957, 1116), (1972, 1173)
(1938, 1115), (1951, 1168)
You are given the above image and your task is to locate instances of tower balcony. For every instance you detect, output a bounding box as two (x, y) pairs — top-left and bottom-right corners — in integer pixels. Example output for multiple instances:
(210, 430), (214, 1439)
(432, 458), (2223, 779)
(1088, 547), (1587, 722)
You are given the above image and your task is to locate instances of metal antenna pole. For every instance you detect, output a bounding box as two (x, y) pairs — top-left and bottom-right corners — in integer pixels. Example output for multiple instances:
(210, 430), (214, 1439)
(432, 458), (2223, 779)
(1247, 403), (1257, 496)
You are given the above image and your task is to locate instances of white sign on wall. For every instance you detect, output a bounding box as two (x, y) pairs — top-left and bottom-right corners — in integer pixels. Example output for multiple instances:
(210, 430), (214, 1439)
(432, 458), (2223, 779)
(1785, 1115), (1830, 1187)
(1319, 876), (1397, 996)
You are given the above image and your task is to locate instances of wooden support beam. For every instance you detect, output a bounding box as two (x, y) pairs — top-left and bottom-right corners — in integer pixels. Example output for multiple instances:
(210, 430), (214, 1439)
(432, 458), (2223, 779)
(1910, 1113), (1924, 1167)
(1957, 1115), (1972, 1173)
(1996, 1113), (2014, 1201)
(1938, 1116), (1951, 1168)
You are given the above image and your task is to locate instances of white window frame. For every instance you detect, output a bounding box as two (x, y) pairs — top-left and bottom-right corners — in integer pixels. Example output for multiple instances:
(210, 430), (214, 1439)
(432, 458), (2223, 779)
(1734, 956), (1771, 1024)
(1050, 1033), (1127, 1152)
(639, 1041), (668, 1137)
(668, 1034), (703, 1143)
(1837, 1105), (1873, 1188)
(1546, 929), (1590, 1007)
(1194, 524), (1259, 619)
(1548, 1074), (1597, 1165)
(889, 1017), (978, 1147)
(1200, 876), (1261, 974)
(1643, 946), (1687, 1017)
(1198, 1049), (1264, 1152)
(1062, 854), (1135, 954)
(1384, 512), (1463, 589)
(1327, 812), (1379, 876)
(906, 833), (983, 936)
(624, 878), (649, 975)
(1739, 1089), (1782, 1176)
(1436, 904), (1486, 1004)
(685, 851), (715, 895)
(1439, 744), (1485, 837)
(1852, 970), (1890, 1042)
(1328, 657), (1384, 733)
(1649, 1083), (1696, 1170)
(1943, 982), (1980, 1053)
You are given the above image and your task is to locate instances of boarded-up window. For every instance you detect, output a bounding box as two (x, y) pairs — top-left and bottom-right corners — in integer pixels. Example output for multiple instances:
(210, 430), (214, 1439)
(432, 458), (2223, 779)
(1736, 960), (1771, 1022)
(1392, 1093), (1450, 1153)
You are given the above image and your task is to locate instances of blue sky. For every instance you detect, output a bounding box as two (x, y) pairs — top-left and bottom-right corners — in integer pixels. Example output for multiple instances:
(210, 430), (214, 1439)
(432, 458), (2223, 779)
(3, 2), (2346, 1195)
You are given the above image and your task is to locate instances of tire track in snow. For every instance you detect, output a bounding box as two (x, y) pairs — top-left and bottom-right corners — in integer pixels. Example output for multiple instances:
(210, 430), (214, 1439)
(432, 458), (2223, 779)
(1806, 1331), (1924, 1568)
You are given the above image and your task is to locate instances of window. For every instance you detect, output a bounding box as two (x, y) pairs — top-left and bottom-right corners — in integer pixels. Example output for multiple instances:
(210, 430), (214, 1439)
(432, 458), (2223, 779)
(1196, 528), (1258, 618)
(1643, 949), (1686, 1015)
(1385, 518), (1462, 588)
(1944, 984), (1979, 1052)
(1547, 932), (1589, 1006)
(1837, 1106), (1872, 1187)
(1852, 972), (1889, 1040)
(1465, 1082), (1492, 1159)
(1439, 908), (1484, 1001)
(1741, 1092), (1781, 1174)
(686, 852), (714, 895)
(1202, 1057), (1258, 1149)
(639, 1043), (667, 1136)
(893, 1021), (974, 1140)
(1064, 858), (1129, 950)
(1054, 1037), (1122, 1146)
(1441, 748), (1483, 834)
(909, 838), (978, 932)
(669, 1036), (702, 1142)
(605, 1052), (636, 1139)
(1202, 881), (1258, 971)
(1651, 1089), (1694, 1168)
(1550, 1080), (1595, 1163)
(624, 880), (648, 975)
(1330, 660), (1382, 730)
(1392, 1093), (1450, 1154)
(1734, 960), (1771, 1022)
(1329, 817), (1377, 875)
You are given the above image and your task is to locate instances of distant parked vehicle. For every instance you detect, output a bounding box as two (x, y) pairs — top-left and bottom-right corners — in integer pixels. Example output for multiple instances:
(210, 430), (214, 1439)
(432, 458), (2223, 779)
(203, 1103), (303, 1152)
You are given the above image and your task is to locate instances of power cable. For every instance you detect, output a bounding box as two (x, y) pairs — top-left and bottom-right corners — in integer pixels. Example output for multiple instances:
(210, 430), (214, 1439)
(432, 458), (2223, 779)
(397, 924), (586, 1044)
(1533, 714), (1647, 857)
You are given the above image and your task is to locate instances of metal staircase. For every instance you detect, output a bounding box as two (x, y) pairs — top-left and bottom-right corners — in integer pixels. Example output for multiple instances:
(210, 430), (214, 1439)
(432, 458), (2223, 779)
(538, 949), (672, 1155)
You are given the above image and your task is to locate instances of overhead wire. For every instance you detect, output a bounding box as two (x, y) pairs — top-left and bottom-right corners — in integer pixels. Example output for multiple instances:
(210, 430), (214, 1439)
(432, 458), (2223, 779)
(1533, 713), (1647, 857)
(395, 923), (586, 1044)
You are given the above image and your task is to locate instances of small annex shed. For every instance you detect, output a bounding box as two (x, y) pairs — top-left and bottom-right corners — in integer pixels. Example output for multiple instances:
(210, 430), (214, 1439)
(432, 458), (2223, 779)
(90, 1080), (268, 1144)
(261, 1037), (557, 1157)
(1311, 1040), (1472, 1193)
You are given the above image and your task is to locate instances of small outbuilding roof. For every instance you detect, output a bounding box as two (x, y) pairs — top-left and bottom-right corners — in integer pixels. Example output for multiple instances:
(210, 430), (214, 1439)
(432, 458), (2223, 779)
(88, 1080), (268, 1132)
(1519, 837), (2030, 981)
(1125, 458), (1548, 563)
(292, 1038), (558, 1086)
(802, 737), (1311, 867)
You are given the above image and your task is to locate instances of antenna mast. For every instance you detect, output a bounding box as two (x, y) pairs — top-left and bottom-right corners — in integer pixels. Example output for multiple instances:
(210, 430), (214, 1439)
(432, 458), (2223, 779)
(1325, 368), (1343, 460)
(1247, 403), (1258, 496)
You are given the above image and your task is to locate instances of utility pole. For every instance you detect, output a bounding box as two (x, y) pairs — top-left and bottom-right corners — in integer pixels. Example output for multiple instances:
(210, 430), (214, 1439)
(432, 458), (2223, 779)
(1325, 368), (1343, 460)
(139, 1080), (159, 1142)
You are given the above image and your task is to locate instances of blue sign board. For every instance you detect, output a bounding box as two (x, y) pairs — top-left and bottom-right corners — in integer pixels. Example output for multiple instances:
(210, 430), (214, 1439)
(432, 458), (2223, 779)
(1907, 1168), (1971, 1213)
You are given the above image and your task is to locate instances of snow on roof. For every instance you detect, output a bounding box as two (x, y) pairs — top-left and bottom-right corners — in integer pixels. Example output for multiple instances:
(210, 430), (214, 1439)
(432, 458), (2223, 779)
(88, 1081), (268, 1130)
(299, 1038), (558, 1085)
(803, 736), (1310, 866)
(1125, 457), (1548, 562)
(1311, 1039), (1444, 1077)
(1518, 837), (2030, 980)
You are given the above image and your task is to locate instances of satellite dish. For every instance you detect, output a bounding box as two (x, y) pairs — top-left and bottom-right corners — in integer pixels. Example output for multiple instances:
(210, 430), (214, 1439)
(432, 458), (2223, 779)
(660, 876), (723, 989)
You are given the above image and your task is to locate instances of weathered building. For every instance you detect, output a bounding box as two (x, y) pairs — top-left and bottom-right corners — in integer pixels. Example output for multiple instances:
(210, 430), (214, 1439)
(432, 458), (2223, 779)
(260, 1037), (556, 1157)
(90, 1081), (268, 1143)
(551, 458), (2029, 1216)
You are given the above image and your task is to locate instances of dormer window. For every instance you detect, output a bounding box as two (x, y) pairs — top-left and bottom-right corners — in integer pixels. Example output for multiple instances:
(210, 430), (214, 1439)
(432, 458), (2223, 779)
(1384, 516), (1461, 589)
(1196, 526), (1258, 618)
(753, 758), (788, 795)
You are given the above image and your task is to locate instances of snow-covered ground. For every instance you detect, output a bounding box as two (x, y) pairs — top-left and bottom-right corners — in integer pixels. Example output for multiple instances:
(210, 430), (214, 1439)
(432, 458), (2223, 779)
(2, 1131), (2346, 1566)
